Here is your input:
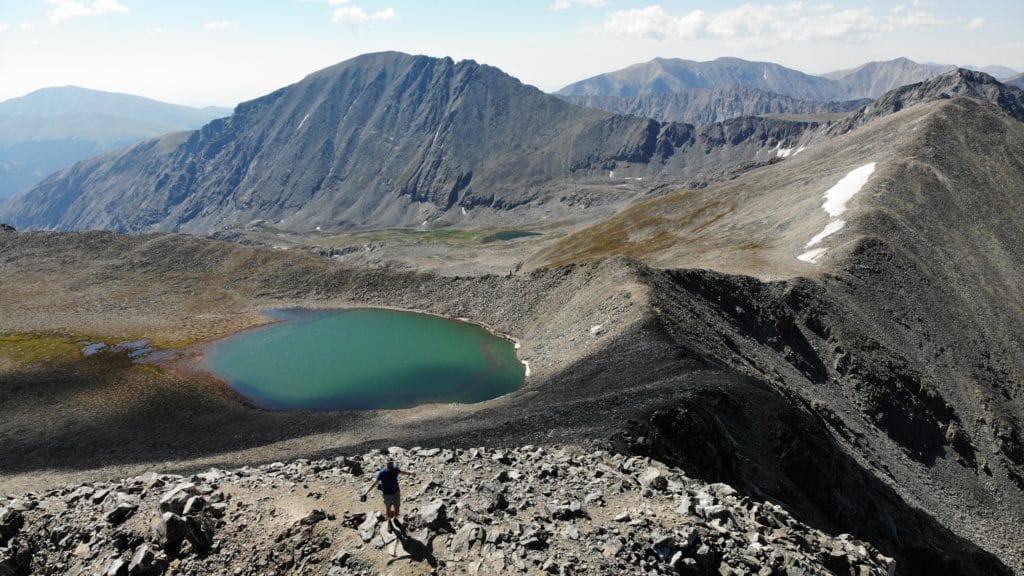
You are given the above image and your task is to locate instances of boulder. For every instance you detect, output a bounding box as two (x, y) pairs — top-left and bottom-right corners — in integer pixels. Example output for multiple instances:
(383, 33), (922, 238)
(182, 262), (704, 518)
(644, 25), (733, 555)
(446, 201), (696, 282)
(448, 523), (486, 558)
(154, 513), (187, 553)
(639, 467), (668, 491)
(419, 500), (447, 529)
(127, 545), (156, 576)
(0, 508), (23, 545)
(105, 502), (138, 525)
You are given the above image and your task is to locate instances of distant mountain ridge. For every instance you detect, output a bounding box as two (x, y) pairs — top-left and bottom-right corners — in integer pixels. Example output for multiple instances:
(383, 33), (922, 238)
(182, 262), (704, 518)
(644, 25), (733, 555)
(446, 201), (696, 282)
(823, 57), (955, 99)
(0, 86), (230, 200)
(0, 52), (834, 234)
(557, 57), (846, 100)
(558, 57), (1020, 103)
(560, 86), (868, 125)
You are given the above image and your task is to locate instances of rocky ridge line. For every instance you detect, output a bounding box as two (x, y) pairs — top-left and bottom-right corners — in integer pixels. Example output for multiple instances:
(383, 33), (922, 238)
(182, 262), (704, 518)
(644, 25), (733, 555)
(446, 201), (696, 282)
(0, 446), (896, 575)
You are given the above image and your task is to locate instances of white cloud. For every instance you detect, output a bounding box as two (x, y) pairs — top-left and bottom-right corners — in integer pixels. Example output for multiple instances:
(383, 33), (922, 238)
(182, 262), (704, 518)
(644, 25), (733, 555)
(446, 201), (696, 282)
(886, 5), (943, 29)
(47, 0), (130, 25)
(966, 17), (985, 31)
(205, 20), (240, 30)
(603, 3), (943, 44)
(19, 22), (35, 30)
(550, 0), (608, 10)
(604, 6), (708, 40)
(331, 6), (396, 24)
(326, 0), (351, 4)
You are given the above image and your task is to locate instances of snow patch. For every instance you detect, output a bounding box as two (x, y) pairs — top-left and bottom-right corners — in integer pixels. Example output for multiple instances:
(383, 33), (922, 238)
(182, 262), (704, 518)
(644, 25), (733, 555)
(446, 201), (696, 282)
(806, 219), (845, 247)
(522, 360), (531, 378)
(589, 324), (603, 337)
(297, 113), (310, 130)
(777, 147), (794, 158)
(609, 170), (615, 178)
(794, 146), (806, 156)
(822, 162), (875, 217)
(798, 248), (828, 263)
(796, 162), (877, 264)
(461, 207), (467, 216)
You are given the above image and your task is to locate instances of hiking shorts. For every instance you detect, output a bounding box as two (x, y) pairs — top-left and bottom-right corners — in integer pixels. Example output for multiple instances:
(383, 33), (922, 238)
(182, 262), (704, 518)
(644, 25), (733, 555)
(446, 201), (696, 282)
(382, 491), (401, 508)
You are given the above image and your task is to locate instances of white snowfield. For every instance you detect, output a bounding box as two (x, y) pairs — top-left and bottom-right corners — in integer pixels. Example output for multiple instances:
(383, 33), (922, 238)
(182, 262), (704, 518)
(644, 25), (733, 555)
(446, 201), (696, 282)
(797, 247), (828, 263)
(799, 162), (877, 264)
(806, 219), (846, 247)
(822, 163), (876, 217)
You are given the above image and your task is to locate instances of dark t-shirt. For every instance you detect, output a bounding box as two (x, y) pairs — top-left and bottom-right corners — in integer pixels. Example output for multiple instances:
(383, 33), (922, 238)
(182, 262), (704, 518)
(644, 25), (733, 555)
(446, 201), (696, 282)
(376, 466), (400, 494)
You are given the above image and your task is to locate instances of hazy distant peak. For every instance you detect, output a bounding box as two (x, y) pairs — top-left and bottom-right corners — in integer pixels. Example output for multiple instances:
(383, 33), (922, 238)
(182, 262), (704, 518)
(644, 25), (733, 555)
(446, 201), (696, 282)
(557, 57), (844, 100)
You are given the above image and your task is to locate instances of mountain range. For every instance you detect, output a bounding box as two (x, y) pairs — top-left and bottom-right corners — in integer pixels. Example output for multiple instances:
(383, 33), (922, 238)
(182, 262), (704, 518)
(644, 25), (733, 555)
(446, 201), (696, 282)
(2, 50), (1024, 575)
(558, 56), (1015, 101)
(0, 86), (230, 201)
(1, 52), (846, 234)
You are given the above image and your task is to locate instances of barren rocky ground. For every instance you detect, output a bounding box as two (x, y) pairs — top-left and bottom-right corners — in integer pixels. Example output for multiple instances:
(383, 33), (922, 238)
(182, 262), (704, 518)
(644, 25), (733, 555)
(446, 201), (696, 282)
(1, 446), (901, 576)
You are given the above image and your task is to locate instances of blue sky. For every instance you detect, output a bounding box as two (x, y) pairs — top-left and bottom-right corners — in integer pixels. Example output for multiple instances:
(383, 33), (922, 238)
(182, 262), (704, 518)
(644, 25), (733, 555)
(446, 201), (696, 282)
(1, 0), (1021, 107)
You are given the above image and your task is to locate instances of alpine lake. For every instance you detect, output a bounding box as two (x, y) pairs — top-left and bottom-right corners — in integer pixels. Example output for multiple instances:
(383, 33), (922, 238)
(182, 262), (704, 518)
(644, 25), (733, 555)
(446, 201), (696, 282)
(205, 308), (525, 410)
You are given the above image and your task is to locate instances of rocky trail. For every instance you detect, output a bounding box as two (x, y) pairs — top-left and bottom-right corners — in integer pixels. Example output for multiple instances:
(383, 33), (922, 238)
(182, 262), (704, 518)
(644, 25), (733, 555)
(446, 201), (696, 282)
(0, 446), (897, 576)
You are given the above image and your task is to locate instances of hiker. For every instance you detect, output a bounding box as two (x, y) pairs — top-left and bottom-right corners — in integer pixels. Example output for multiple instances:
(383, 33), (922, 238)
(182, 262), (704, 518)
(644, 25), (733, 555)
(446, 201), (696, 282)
(362, 459), (416, 531)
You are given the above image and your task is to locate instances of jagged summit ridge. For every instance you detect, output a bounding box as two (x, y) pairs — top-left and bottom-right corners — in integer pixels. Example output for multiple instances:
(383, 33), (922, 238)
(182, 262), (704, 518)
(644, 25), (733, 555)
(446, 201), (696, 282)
(833, 68), (1024, 133)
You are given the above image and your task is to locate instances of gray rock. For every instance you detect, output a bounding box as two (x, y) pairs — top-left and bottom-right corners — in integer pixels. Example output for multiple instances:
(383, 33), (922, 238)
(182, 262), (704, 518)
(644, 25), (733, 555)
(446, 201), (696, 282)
(358, 512), (381, 542)
(127, 545), (154, 576)
(181, 496), (205, 516)
(104, 558), (128, 576)
(639, 467), (668, 491)
(154, 512), (187, 552)
(0, 508), (23, 544)
(448, 523), (486, 558)
(419, 499), (447, 528)
(105, 502), (138, 525)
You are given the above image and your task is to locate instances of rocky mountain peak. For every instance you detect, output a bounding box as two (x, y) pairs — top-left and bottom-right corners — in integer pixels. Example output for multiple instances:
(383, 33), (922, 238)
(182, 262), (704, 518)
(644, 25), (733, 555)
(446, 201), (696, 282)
(832, 67), (1024, 133)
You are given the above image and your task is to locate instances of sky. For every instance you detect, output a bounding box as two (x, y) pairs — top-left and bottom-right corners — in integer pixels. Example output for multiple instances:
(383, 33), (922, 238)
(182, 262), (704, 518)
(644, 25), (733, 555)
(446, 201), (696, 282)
(1, 0), (1021, 107)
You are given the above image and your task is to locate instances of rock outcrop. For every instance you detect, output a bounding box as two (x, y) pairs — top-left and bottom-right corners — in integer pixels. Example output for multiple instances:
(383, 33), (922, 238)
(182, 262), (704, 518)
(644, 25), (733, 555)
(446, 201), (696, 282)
(0, 447), (897, 576)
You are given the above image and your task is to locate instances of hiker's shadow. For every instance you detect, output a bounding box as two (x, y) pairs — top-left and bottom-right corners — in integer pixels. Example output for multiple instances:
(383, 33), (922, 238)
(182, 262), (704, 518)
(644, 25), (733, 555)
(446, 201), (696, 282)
(386, 525), (445, 568)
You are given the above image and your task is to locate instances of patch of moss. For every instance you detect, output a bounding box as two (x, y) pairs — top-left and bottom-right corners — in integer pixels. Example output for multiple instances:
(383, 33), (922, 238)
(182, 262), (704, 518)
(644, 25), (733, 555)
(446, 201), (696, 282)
(0, 333), (82, 366)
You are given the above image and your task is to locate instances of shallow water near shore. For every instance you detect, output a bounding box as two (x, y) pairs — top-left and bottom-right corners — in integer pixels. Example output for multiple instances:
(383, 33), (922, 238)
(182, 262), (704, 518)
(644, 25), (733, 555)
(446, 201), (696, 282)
(205, 308), (524, 410)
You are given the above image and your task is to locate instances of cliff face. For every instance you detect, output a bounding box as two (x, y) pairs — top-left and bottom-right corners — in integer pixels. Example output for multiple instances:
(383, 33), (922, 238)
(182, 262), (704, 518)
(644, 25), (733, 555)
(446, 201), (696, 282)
(560, 86), (868, 125)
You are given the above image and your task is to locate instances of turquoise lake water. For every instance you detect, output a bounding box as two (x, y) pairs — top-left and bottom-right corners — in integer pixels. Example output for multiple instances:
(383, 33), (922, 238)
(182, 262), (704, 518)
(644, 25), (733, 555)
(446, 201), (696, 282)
(205, 309), (524, 410)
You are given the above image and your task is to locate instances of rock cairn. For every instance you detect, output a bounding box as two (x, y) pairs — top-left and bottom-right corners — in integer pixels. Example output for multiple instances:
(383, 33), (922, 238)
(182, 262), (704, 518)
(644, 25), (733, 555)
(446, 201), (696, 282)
(0, 446), (895, 575)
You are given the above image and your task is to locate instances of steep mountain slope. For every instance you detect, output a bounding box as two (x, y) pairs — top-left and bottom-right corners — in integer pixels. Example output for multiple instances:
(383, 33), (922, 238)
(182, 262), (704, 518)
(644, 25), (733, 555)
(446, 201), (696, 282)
(556, 57), (846, 100)
(527, 91), (1024, 573)
(560, 86), (867, 125)
(1, 52), (839, 235)
(823, 57), (954, 99)
(0, 87), (230, 200)
(1007, 72), (1024, 90)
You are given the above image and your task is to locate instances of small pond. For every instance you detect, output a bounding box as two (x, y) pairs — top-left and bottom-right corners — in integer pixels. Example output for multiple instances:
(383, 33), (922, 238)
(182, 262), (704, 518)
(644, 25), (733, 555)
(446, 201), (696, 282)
(205, 308), (524, 410)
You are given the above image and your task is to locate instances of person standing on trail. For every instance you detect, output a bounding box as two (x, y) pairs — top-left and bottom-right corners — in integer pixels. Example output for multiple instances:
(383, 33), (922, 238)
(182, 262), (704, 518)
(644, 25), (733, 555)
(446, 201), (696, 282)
(362, 459), (416, 531)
